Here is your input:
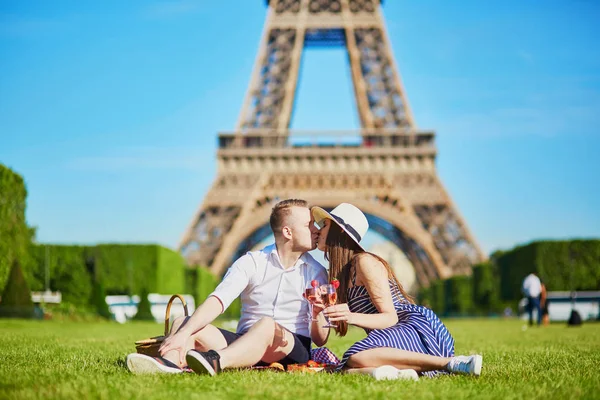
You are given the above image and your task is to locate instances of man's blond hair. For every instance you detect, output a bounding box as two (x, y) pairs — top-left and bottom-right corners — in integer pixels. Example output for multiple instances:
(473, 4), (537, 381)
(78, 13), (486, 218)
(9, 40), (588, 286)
(269, 199), (309, 237)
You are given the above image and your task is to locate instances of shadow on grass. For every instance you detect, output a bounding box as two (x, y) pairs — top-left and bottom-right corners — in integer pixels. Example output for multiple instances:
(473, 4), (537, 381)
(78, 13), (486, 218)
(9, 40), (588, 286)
(114, 356), (128, 371)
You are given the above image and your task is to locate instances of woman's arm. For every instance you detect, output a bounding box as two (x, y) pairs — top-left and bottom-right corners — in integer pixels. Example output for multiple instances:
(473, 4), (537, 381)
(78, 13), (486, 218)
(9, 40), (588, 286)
(324, 255), (398, 330)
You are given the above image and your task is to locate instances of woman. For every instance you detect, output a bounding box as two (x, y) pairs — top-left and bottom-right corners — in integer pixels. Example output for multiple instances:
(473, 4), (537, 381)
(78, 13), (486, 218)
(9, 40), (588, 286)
(312, 203), (482, 377)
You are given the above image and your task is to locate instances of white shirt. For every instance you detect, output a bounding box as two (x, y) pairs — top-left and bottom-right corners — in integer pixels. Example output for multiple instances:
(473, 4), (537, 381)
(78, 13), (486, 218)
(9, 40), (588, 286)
(522, 273), (542, 298)
(210, 244), (328, 338)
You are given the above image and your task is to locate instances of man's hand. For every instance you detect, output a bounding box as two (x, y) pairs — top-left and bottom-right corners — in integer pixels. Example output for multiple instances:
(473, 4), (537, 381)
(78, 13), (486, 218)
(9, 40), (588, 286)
(323, 303), (353, 324)
(159, 331), (189, 367)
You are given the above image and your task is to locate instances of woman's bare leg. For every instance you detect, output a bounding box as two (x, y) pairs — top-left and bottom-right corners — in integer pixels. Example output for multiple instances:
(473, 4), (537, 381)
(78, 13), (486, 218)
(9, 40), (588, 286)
(346, 348), (451, 373)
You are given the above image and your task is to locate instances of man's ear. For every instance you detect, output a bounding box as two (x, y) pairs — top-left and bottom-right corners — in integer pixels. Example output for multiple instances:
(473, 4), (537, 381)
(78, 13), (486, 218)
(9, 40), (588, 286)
(282, 226), (293, 240)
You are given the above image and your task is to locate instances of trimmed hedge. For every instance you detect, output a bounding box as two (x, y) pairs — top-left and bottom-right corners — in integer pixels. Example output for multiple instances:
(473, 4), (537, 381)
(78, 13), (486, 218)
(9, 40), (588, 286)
(24, 244), (187, 306)
(90, 281), (111, 319)
(133, 288), (154, 321)
(429, 280), (445, 315)
(195, 266), (218, 304)
(0, 164), (34, 293)
(23, 243), (241, 318)
(27, 245), (91, 305)
(472, 262), (501, 314)
(157, 247), (186, 295)
(444, 275), (474, 315)
(496, 240), (600, 305)
(419, 239), (600, 316)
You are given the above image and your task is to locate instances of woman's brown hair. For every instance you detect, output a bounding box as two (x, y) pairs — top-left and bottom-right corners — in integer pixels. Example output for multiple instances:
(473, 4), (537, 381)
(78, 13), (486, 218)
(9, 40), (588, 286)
(324, 222), (414, 336)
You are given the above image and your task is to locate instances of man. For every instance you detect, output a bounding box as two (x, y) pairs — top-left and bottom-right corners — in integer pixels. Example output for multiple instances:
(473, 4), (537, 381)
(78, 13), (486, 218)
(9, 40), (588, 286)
(522, 272), (542, 326)
(126, 199), (330, 375)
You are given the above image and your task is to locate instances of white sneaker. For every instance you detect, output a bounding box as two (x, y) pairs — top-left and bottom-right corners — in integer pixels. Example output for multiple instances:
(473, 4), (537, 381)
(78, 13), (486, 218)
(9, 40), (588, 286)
(447, 355), (483, 376)
(397, 368), (420, 381)
(371, 365), (419, 381)
(126, 353), (183, 374)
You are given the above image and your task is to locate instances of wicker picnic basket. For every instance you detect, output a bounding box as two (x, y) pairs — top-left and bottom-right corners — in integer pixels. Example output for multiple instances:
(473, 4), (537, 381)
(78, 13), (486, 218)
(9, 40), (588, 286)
(134, 294), (189, 357)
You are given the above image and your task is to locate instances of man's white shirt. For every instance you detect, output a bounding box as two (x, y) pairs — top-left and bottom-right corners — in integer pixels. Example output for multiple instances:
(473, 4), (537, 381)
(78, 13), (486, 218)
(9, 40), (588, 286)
(522, 273), (542, 298)
(210, 244), (328, 338)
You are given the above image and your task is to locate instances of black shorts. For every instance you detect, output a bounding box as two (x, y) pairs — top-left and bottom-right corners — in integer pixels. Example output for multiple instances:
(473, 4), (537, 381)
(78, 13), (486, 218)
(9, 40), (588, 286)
(218, 328), (311, 366)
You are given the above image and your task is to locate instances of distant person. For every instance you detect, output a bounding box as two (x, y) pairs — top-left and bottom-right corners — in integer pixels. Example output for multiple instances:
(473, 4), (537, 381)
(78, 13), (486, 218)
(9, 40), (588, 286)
(522, 272), (542, 326)
(539, 280), (549, 326)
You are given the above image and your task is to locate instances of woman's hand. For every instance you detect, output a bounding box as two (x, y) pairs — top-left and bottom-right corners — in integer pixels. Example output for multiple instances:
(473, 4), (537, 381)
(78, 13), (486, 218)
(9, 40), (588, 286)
(303, 287), (326, 318)
(323, 303), (353, 324)
(311, 286), (327, 317)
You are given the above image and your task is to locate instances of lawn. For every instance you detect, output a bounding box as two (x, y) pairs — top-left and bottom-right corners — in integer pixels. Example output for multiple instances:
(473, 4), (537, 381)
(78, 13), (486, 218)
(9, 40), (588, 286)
(1, 318), (599, 399)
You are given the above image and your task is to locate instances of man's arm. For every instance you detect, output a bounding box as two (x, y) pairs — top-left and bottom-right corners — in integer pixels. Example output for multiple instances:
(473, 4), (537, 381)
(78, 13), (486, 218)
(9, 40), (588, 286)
(159, 255), (254, 363)
(173, 296), (224, 336)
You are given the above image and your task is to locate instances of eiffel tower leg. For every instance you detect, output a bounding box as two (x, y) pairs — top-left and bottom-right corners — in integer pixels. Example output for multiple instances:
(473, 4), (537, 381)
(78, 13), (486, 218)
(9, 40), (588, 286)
(237, 1), (308, 131)
(413, 177), (485, 276)
(342, 2), (415, 129)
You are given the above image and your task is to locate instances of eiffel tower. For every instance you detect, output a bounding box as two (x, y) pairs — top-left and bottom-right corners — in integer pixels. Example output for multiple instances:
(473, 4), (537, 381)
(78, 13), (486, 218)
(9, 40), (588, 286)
(179, 0), (485, 287)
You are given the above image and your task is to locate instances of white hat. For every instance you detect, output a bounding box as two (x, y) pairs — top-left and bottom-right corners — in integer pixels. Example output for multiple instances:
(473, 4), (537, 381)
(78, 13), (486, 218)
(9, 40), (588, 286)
(311, 203), (369, 251)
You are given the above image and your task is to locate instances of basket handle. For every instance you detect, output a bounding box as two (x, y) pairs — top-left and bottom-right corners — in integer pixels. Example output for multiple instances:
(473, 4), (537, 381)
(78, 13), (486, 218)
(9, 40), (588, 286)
(163, 294), (189, 336)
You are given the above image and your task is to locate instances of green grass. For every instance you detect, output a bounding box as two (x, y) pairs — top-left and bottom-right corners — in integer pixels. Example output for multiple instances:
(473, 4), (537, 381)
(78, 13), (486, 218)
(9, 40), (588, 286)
(1, 319), (599, 399)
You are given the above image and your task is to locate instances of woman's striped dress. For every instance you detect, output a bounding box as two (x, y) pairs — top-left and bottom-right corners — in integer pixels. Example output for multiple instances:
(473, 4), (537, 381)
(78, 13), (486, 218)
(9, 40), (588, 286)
(337, 276), (455, 377)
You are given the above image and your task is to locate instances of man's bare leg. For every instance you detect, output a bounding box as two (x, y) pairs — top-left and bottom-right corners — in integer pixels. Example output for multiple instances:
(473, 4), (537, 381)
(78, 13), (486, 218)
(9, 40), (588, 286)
(213, 317), (295, 369)
(162, 316), (229, 368)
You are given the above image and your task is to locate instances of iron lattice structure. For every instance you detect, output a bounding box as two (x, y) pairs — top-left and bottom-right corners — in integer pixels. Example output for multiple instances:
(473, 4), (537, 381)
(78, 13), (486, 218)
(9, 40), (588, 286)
(179, 0), (484, 287)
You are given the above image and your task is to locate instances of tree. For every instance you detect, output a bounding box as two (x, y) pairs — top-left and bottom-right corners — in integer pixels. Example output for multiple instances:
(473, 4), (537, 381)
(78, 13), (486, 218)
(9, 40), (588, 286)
(90, 281), (112, 319)
(133, 288), (154, 321)
(0, 259), (35, 318)
(0, 164), (34, 293)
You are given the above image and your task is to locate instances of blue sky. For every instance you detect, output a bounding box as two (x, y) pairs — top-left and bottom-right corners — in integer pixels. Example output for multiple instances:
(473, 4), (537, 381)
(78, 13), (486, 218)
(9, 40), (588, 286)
(1, 0), (599, 255)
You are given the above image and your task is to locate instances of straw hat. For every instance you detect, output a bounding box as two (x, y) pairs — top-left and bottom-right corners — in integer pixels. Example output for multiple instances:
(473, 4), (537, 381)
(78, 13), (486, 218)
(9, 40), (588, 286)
(311, 203), (369, 251)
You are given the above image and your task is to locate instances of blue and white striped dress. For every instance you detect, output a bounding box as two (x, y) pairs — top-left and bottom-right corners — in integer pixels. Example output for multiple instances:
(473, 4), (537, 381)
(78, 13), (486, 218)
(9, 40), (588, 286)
(337, 274), (455, 377)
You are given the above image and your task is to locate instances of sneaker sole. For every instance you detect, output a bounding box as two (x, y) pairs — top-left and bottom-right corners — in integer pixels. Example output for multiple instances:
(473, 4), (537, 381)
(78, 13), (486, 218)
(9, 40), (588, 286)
(397, 369), (419, 381)
(186, 351), (216, 376)
(371, 366), (419, 381)
(472, 355), (483, 376)
(372, 365), (399, 380)
(126, 354), (182, 375)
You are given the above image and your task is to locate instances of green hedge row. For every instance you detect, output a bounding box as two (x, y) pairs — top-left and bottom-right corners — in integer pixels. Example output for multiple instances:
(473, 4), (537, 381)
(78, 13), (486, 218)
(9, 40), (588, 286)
(23, 244), (187, 306)
(0, 164), (34, 292)
(497, 240), (600, 302)
(420, 263), (499, 316)
(420, 239), (600, 315)
(13, 240), (242, 318)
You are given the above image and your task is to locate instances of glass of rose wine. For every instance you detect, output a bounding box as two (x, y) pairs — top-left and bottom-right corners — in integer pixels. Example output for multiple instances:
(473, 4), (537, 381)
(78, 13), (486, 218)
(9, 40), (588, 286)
(305, 287), (318, 322)
(321, 284), (338, 328)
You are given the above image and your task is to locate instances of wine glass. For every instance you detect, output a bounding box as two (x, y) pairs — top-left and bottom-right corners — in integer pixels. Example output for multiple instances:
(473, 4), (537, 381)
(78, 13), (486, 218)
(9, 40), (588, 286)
(320, 284), (338, 328)
(304, 286), (318, 322)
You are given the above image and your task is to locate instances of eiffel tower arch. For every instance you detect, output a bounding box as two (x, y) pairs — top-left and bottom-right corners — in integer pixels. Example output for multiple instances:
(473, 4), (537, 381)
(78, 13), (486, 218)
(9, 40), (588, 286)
(179, 0), (485, 287)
